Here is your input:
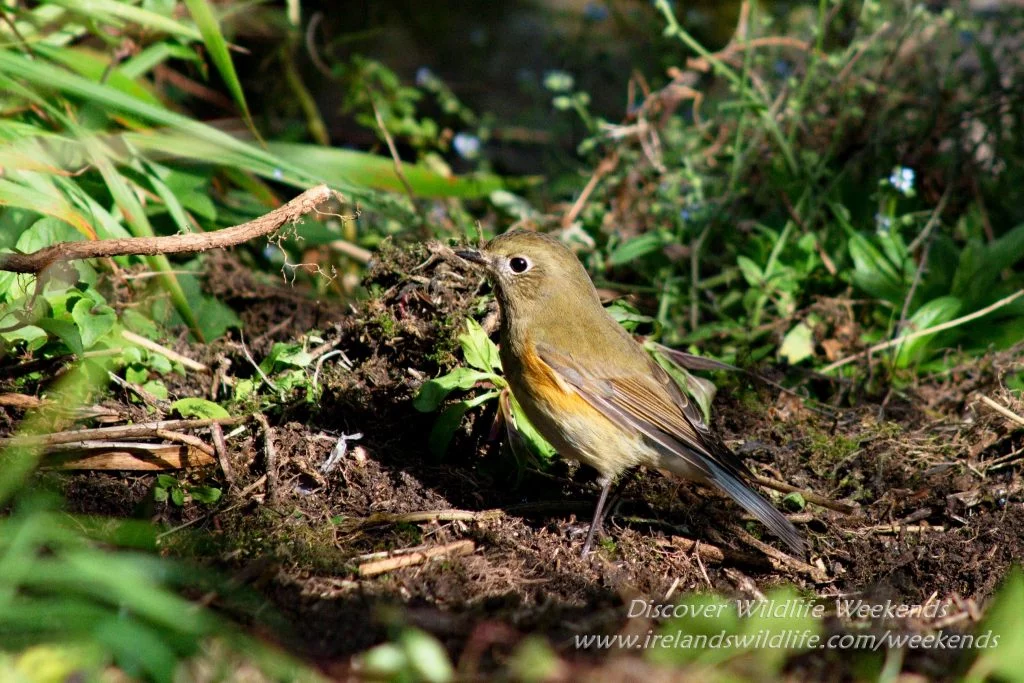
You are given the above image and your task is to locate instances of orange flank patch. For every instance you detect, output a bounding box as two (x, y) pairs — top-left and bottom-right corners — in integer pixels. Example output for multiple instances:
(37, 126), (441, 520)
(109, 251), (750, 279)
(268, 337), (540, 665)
(519, 341), (602, 418)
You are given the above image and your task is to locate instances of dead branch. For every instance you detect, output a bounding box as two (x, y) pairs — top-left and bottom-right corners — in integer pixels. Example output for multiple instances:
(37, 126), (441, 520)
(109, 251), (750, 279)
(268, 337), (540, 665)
(0, 417), (242, 448)
(358, 540), (476, 577)
(0, 184), (339, 275)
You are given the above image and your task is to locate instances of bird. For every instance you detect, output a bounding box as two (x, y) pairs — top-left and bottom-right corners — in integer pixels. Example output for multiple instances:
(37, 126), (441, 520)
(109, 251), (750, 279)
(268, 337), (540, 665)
(456, 229), (805, 557)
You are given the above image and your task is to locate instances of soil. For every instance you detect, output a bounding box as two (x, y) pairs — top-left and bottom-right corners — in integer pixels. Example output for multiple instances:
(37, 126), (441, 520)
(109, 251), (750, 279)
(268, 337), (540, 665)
(4, 242), (1023, 681)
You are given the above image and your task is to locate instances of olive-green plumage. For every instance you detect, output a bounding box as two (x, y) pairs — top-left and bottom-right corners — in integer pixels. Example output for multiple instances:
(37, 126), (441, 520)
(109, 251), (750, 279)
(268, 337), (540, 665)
(457, 229), (805, 555)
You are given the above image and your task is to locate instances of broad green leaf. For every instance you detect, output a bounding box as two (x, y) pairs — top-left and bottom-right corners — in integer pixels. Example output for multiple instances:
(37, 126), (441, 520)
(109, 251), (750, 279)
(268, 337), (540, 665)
(428, 390), (499, 456)
(190, 486), (222, 504)
(399, 628), (454, 683)
(779, 321), (815, 365)
(0, 176), (95, 238)
(507, 393), (557, 461)
(608, 233), (666, 266)
(413, 367), (494, 412)
(736, 255), (763, 287)
(894, 296), (962, 367)
(847, 232), (907, 303)
(34, 45), (162, 106)
(459, 318), (502, 372)
(34, 317), (83, 355)
(70, 297), (115, 350)
(171, 397), (230, 420)
(965, 569), (1024, 682)
(267, 142), (506, 199)
(46, 0), (202, 41)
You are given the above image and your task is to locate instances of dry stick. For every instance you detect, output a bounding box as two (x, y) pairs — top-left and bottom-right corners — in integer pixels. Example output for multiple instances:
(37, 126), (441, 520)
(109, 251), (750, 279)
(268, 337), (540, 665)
(254, 413), (278, 501)
(365, 509), (505, 525)
(821, 289), (1024, 373)
(370, 96), (417, 206)
(561, 154), (618, 228)
(108, 371), (170, 413)
(358, 540), (475, 577)
(154, 429), (215, 457)
(0, 417), (243, 448)
(978, 395), (1024, 427)
(0, 184), (338, 275)
(210, 422), (235, 487)
(755, 476), (857, 515)
(121, 330), (208, 373)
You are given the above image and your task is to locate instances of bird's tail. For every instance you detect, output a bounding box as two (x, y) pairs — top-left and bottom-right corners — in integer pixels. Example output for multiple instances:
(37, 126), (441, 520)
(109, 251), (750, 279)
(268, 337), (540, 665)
(703, 460), (806, 555)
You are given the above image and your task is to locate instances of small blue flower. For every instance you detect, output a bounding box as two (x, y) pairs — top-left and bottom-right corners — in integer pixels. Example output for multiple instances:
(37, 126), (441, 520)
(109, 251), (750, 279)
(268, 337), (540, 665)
(584, 2), (609, 21)
(888, 166), (915, 195)
(272, 168), (283, 180)
(452, 132), (481, 160)
(415, 67), (434, 87)
(773, 59), (792, 78)
(875, 213), (892, 233)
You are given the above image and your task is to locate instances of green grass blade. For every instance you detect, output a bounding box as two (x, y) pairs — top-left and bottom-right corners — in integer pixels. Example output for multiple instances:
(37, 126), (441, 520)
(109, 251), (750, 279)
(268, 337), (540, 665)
(182, 0), (263, 143)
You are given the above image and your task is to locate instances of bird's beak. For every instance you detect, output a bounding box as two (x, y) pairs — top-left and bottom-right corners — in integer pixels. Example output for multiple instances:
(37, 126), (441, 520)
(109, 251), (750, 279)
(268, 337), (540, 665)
(456, 249), (488, 266)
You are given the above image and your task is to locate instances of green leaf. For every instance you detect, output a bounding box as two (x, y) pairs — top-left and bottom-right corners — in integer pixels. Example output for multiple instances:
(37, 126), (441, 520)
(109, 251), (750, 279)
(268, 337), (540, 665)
(893, 296), (962, 367)
(170, 397), (230, 420)
(190, 486), (222, 505)
(966, 568), (1024, 682)
(507, 393), (557, 461)
(847, 233), (907, 303)
(182, 0), (261, 143)
(428, 391), (499, 456)
(413, 367), (495, 412)
(170, 487), (185, 506)
(779, 321), (815, 365)
(608, 233), (666, 266)
(736, 255), (765, 288)
(459, 318), (501, 372)
(34, 317), (83, 355)
(70, 298), (115, 350)
(267, 142), (507, 199)
(399, 628), (454, 683)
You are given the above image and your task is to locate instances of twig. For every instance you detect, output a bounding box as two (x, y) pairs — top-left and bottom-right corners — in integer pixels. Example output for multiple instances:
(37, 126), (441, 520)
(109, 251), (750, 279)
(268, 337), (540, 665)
(730, 525), (828, 581)
(894, 187), (952, 348)
(0, 185), (338, 275)
(210, 422), (235, 487)
(154, 429), (215, 457)
(978, 395), (1024, 427)
(0, 417), (243, 448)
(562, 154), (618, 228)
(238, 334), (278, 392)
(864, 523), (945, 535)
(821, 290), (1024, 373)
(369, 96), (416, 205)
(755, 476), (858, 514)
(358, 540), (475, 577)
(329, 239), (373, 264)
(121, 330), (208, 373)
(255, 413), (278, 501)
(108, 371), (170, 413)
(365, 509), (505, 525)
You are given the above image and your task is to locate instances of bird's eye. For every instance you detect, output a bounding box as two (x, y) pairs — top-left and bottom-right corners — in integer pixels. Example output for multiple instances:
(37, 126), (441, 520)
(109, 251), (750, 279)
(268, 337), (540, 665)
(509, 256), (531, 274)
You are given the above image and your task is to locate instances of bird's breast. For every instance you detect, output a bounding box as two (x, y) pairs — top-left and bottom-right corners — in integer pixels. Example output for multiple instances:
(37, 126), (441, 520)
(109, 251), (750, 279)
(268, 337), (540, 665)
(502, 339), (646, 478)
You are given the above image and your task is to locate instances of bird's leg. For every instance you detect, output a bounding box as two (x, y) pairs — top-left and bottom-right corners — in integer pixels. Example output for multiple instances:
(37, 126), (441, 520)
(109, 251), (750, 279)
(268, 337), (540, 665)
(581, 476), (613, 558)
(600, 467), (640, 527)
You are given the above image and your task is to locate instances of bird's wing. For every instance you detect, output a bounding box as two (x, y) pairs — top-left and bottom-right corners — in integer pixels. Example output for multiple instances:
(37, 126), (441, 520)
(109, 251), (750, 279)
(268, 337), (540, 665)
(535, 342), (805, 554)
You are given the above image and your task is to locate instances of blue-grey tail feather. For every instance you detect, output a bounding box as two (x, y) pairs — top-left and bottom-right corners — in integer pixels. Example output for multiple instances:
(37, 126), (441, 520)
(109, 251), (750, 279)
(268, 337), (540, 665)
(705, 460), (806, 554)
